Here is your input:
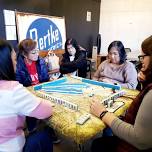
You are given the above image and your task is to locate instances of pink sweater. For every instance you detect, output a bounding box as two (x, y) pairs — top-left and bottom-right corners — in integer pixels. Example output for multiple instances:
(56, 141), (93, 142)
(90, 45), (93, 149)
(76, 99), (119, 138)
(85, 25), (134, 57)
(0, 81), (53, 152)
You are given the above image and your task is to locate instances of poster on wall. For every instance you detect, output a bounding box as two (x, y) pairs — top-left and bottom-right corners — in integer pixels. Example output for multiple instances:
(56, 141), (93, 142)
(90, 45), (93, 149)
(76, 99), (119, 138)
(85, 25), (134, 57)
(16, 11), (66, 51)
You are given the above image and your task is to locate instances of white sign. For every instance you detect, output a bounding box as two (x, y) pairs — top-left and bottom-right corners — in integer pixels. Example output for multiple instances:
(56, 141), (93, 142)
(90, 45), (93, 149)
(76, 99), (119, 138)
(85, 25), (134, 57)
(16, 11), (66, 50)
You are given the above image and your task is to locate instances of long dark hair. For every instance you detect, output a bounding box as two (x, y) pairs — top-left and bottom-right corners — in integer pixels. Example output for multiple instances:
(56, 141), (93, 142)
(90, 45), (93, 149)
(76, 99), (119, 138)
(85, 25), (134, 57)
(141, 35), (152, 86)
(0, 39), (15, 80)
(108, 41), (126, 64)
(64, 38), (81, 57)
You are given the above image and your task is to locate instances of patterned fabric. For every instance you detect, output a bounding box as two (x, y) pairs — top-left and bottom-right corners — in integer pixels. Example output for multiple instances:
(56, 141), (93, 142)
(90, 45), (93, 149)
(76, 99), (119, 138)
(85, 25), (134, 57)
(0, 81), (52, 151)
(16, 55), (49, 87)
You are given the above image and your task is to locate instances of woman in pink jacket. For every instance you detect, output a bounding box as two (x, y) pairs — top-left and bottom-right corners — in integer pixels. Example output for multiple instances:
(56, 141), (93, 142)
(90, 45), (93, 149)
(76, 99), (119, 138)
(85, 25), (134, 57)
(0, 39), (53, 152)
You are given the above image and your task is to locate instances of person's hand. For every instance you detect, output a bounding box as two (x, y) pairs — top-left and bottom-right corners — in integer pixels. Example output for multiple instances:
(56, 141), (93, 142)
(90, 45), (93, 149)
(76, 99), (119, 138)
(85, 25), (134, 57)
(138, 71), (146, 82)
(92, 77), (98, 81)
(49, 76), (58, 81)
(90, 98), (107, 118)
(64, 73), (72, 77)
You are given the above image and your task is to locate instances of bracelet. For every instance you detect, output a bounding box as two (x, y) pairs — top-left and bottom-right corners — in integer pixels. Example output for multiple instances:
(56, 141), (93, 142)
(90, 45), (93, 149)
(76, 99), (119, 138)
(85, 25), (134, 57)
(99, 110), (108, 120)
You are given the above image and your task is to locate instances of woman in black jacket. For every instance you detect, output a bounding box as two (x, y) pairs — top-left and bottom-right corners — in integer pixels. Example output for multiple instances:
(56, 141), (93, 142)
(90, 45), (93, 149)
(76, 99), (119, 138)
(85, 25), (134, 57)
(60, 38), (87, 78)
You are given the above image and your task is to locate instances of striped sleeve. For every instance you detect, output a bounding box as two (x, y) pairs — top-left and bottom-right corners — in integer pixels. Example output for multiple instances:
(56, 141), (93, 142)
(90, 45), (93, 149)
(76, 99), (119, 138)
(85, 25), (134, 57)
(12, 83), (52, 118)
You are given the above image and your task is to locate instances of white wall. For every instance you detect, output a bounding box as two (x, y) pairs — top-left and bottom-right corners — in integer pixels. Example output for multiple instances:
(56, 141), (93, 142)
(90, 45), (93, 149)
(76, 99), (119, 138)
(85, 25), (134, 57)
(99, 0), (152, 57)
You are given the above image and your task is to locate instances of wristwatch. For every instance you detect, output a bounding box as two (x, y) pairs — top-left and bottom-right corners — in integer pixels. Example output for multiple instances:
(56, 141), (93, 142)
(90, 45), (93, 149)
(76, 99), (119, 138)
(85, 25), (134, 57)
(99, 110), (108, 120)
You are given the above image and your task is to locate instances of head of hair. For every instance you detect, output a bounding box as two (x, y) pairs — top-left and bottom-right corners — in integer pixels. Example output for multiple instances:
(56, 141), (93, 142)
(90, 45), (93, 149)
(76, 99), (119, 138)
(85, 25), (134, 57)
(141, 35), (152, 83)
(108, 41), (126, 64)
(65, 38), (80, 55)
(18, 38), (37, 56)
(0, 39), (15, 80)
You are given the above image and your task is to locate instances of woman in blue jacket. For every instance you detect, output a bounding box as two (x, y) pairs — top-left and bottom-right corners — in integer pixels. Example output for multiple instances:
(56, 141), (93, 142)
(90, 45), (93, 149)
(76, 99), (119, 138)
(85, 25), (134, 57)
(16, 38), (49, 87)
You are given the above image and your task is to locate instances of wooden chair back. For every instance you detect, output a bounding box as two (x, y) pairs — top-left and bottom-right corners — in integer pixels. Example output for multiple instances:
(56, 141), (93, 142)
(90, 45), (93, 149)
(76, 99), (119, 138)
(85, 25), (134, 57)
(39, 49), (65, 60)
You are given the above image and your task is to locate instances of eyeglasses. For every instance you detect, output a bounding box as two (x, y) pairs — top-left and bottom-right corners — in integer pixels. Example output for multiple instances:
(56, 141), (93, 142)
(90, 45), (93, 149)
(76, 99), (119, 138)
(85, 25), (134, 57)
(138, 55), (149, 61)
(30, 49), (39, 54)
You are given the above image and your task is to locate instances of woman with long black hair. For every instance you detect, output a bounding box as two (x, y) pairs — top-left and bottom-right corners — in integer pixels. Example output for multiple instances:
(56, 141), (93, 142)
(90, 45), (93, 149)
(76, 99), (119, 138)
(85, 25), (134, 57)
(60, 38), (87, 78)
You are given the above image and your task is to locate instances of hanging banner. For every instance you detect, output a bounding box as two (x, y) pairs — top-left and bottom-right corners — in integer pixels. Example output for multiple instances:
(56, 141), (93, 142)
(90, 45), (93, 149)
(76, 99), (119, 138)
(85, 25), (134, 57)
(16, 11), (66, 50)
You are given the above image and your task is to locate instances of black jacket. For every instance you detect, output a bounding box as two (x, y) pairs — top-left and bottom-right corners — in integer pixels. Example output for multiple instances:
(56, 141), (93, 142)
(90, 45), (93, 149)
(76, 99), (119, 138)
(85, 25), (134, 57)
(60, 50), (87, 78)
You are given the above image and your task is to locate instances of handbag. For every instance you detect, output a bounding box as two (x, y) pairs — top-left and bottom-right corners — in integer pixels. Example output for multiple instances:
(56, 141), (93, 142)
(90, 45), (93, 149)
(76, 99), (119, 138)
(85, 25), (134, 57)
(45, 51), (60, 71)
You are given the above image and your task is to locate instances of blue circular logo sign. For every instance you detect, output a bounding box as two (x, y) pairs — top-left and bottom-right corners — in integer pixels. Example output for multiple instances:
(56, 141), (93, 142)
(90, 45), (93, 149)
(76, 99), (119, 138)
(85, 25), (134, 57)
(26, 18), (63, 50)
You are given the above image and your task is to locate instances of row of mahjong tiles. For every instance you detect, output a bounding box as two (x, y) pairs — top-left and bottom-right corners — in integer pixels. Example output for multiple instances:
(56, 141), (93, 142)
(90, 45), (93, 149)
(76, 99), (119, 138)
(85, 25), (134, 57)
(33, 76), (125, 112)
(33, 76), (121, 95)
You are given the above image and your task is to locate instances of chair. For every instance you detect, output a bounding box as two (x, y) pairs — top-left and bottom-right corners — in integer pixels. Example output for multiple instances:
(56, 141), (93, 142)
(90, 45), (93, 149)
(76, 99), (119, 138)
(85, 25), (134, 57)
(81, 50), (92, 79)
(86, 59), (92, 79)
(125, 48), (131, 54)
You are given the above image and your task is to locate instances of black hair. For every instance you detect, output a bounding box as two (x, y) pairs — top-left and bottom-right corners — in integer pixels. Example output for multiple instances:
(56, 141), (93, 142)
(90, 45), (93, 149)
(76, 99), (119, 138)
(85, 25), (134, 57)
(65, 38), (81, 56)
(0, 39), (15, 80)
(108, 41), (126, 64)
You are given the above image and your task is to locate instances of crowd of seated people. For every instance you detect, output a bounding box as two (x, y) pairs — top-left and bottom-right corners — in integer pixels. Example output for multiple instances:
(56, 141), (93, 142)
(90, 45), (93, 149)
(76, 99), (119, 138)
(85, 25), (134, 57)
(1, 35), (152, 152)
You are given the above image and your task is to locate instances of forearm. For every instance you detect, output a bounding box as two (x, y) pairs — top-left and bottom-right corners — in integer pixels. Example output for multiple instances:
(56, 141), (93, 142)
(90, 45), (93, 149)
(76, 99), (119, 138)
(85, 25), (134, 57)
(92, 76), (99, 81)
(29, 100), (53, 119)
(111, 118), (144, 149)
(102, 112), (117, 126)
(92, 71), (100, 81)
(102, 113), (140, 148)
(90, 100), (139, 148)
(103, 78), (137, 89)
(90, 91), (152, 150)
